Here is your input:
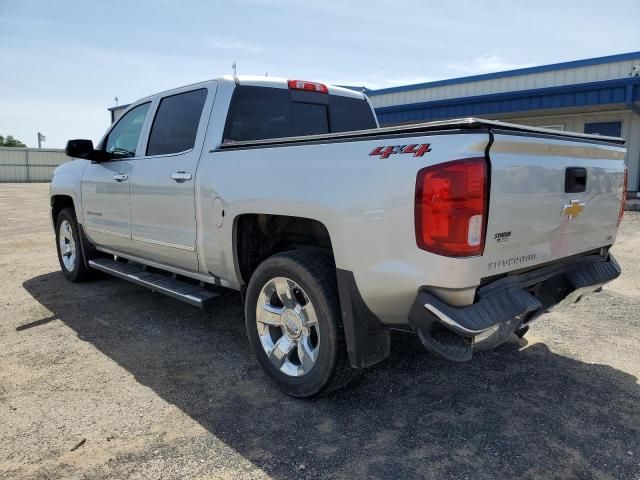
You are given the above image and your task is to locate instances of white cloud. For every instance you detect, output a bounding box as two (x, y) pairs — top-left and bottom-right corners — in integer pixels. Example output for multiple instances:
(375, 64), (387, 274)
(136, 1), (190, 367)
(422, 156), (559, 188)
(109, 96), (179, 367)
(447, 54), (532, 75)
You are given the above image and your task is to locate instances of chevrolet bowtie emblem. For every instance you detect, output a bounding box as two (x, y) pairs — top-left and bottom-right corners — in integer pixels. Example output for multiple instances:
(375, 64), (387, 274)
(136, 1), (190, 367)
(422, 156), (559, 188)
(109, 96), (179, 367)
(562, 200), (585, 219)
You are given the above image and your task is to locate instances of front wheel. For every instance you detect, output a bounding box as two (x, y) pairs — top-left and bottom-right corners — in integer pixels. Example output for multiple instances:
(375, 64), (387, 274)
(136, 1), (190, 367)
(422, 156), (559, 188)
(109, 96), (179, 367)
(55, 208), (92, 282)
(244, 250), (355, 398)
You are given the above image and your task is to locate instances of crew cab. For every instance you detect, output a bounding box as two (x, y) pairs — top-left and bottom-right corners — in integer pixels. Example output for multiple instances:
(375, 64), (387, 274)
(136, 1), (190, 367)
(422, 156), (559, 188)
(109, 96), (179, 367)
(51, 75), (627, 397)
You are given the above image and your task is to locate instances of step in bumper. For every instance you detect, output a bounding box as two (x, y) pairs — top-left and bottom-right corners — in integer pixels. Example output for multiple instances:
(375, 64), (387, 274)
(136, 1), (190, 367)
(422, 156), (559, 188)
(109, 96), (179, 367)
(409, 254), (621, 338)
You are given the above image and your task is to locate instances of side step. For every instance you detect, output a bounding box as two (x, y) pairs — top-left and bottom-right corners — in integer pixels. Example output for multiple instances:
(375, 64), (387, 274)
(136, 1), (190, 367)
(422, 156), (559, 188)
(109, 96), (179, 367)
(88, 258), (219, 310)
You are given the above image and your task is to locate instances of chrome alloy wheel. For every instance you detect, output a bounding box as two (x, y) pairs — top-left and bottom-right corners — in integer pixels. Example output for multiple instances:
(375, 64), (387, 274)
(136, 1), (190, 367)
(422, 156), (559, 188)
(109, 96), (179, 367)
(256, 277), (320, 377)
(58, 219), (77, 272)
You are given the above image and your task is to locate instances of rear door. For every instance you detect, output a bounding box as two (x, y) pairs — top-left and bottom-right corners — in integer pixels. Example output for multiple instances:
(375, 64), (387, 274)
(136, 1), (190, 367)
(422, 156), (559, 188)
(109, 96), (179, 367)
(129, 84), (215, 272)
(482, 131), (626, 276)
(81, 102), (151, 254)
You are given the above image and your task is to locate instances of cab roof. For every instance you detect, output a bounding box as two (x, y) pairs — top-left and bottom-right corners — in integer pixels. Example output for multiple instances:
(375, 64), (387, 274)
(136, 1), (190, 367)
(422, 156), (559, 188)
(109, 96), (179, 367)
(115, 75), (367, 111)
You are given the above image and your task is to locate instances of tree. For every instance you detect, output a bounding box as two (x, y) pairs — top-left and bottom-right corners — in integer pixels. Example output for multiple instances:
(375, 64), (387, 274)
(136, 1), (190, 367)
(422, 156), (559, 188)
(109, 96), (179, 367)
(0, 135), (27, 148)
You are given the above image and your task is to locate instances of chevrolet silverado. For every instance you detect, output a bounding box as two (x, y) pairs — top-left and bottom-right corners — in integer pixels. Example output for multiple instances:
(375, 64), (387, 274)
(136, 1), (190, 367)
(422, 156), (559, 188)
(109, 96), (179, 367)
(50, 76), (627, 397)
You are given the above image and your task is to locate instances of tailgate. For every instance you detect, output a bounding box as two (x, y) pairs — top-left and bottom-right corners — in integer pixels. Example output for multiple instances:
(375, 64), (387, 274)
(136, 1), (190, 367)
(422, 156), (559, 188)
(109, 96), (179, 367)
(482, 130), (626, 276)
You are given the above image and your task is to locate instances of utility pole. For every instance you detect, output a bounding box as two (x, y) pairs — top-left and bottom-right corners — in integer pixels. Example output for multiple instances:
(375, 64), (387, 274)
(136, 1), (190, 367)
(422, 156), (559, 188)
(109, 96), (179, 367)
(37, 132), (46, 149)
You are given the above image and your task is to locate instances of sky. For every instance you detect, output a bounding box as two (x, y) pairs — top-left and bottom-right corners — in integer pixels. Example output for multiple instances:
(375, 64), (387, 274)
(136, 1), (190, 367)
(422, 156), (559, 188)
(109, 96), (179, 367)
(1, 0), (639, 148)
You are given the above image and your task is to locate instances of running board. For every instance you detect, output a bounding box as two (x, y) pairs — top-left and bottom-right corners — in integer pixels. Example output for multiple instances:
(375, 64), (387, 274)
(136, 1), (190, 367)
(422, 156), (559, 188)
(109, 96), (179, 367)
(88, 258), (219, 310)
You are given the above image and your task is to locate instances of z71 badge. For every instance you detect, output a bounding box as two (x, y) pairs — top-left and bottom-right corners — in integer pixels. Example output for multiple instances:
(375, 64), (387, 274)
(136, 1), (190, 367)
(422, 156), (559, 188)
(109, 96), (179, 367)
(369, 143), (431, 159)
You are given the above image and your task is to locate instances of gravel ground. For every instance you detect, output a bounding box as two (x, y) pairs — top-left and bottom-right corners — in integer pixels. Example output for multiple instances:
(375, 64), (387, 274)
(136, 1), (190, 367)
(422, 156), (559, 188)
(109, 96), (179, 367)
(1, 183), (639, 480)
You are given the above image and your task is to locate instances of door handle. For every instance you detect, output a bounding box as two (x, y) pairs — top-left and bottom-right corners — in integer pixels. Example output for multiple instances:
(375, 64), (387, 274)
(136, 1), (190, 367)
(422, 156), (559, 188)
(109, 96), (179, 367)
(171, 171), (192, 183)
(113, 173), (129, 182)
(565, 167), (587, 193)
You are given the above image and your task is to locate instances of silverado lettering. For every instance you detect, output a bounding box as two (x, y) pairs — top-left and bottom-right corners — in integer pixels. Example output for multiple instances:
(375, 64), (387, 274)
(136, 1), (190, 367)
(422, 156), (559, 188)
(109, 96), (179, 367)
(488, 253), (537, 271)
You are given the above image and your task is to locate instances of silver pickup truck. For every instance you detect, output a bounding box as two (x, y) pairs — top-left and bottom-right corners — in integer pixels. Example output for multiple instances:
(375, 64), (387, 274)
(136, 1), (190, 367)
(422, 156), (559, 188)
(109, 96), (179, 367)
(51, 75), (627, 397)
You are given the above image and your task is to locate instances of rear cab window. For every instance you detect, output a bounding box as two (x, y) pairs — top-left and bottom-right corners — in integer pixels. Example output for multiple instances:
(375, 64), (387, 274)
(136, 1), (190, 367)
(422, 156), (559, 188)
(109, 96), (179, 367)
(223, 86), (376, 142)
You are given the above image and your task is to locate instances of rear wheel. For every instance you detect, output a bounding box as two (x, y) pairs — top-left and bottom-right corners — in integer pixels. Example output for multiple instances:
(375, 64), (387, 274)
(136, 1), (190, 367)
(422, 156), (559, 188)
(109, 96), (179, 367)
(245, 250), (355, 398)
(55, 208), (92, 282)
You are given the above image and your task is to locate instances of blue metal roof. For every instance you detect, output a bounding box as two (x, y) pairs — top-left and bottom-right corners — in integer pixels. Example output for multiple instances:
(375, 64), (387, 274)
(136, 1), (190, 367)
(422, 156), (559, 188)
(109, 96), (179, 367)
(374, 77), (640, 125)
(368, 51), (640, 96)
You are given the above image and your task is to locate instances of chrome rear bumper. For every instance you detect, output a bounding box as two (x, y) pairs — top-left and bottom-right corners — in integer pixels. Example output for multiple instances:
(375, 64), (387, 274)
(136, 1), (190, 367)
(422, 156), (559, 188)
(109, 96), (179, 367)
(409, 253), (621, 360)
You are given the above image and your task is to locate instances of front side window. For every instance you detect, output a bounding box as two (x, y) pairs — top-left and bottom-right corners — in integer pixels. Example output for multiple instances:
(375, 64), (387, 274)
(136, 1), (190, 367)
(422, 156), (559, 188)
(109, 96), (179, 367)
(105, 102), (151, 159)
(146, 89), (208, 156)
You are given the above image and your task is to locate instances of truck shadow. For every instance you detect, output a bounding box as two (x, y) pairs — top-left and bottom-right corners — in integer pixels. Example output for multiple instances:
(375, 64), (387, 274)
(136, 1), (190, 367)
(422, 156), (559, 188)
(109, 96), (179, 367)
(22, 272), (640, 480)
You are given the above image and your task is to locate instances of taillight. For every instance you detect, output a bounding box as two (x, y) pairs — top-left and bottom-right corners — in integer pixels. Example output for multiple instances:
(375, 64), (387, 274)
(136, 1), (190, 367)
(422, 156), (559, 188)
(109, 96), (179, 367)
(618, 167), (627, 226)
(287, 79), (329, 93)
(415, 157), (488, 257)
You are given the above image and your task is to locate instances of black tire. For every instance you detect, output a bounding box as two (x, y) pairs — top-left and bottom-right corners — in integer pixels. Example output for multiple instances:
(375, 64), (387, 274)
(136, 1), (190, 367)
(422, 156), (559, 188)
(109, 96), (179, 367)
(245, 250), (355, 398)
(55, 208), (92, 282)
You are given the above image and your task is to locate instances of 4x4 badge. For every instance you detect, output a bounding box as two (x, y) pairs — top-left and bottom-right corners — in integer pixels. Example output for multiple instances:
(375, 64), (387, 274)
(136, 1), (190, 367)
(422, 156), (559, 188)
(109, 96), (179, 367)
(369, 143), (431, 159)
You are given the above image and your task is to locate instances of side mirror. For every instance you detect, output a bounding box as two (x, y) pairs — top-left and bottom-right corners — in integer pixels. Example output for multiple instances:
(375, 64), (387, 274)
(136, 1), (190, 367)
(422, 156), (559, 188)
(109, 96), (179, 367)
(65, 139), (105, 161)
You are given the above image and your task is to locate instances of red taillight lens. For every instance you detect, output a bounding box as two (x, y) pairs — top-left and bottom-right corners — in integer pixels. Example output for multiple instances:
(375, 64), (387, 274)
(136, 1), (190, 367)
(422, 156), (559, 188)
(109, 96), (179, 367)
(287, 79), (329, 93)
(618, 167), (627, 226)
(415, 157), (488, 257)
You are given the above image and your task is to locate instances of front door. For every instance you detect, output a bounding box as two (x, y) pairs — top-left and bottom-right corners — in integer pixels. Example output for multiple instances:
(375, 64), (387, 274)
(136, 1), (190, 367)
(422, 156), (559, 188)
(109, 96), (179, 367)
(81, 102), (151, 254)
(129, 86), (213, 272)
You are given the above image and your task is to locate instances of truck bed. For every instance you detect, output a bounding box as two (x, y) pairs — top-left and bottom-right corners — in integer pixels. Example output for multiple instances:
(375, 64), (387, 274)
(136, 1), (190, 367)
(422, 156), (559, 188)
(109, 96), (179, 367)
(218, 117), (626, 151)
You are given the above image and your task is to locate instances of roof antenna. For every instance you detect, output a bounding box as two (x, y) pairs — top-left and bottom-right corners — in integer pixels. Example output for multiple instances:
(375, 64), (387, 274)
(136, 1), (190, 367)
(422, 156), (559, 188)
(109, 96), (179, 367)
(232, 61), (239, 85)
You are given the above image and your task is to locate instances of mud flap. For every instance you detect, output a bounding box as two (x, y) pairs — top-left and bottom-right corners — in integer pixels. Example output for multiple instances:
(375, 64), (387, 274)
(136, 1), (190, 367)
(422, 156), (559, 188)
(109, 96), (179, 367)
(336, 269), (391, 369)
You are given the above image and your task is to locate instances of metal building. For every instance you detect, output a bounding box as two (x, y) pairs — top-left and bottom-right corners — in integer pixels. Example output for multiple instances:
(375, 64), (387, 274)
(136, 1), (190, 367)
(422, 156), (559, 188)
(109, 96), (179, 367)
(0, 147), (69, 182)
(366, 51), (640, 195)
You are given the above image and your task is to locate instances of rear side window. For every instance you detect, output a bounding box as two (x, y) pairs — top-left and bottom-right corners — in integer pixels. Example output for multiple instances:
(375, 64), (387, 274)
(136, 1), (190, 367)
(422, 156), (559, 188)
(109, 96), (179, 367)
(146, 88), (207, 156)
(223, 87), (291, 142)
(223, 86), (376, 142)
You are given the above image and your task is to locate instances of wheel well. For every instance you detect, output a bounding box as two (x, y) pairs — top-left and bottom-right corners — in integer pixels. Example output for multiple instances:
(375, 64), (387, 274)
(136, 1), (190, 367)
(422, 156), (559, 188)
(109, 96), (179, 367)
(51, 195), (75, 225)
(234, 214), (333, 286)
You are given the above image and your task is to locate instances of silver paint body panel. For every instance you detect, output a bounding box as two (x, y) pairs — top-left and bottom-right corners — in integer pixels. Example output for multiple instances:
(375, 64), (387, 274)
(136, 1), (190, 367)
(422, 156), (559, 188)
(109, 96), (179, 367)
(51, 76), (626, 327)
(128, 83), (219, 272)
(80, 159), (137, 254)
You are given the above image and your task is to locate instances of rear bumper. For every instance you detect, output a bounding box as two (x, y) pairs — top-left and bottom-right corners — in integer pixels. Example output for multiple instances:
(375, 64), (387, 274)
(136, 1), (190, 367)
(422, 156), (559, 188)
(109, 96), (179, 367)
(409, 253), (621, 338)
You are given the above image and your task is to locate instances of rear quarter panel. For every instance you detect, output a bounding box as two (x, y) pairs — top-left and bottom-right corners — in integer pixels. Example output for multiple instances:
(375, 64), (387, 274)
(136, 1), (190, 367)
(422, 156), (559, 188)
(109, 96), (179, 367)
(196, 132), (490, 325)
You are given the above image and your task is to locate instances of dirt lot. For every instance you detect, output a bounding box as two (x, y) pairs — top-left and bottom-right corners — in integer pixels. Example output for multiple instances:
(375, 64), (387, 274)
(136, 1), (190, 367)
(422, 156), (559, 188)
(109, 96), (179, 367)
(1, 183), (639, 480)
